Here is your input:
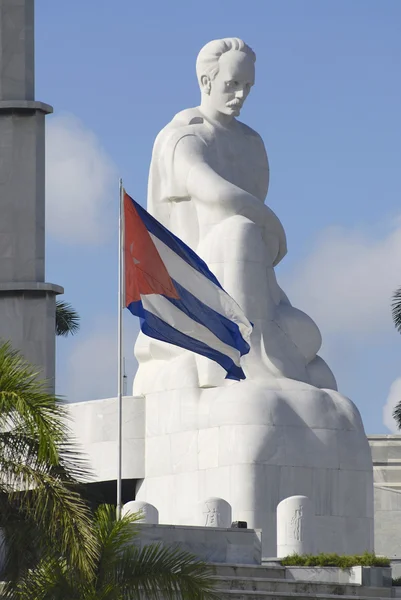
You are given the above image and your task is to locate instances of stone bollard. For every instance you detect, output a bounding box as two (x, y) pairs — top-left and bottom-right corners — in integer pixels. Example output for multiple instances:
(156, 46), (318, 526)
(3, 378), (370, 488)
(122, 500), (159, 524)
(277, 495), (314, 557)
(196, 497), (232, 528)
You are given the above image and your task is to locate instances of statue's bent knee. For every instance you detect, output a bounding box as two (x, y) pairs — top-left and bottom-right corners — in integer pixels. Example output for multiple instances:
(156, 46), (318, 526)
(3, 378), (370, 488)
(198, 215), (266, 265)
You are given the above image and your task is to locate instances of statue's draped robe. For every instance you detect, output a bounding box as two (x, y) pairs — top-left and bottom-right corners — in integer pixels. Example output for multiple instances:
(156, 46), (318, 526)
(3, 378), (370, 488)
(134, 108), (337, 393)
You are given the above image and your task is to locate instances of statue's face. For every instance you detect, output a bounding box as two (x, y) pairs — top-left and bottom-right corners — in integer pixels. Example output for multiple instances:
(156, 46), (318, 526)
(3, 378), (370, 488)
(206, 50), (255, 118)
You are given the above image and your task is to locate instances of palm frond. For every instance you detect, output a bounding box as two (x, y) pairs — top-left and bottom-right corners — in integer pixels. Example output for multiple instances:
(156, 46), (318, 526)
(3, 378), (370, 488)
(392, 287), (401, 334)
(118, 543), (218, 600)
(94, 505), (217, 600)
(0, 496), (46, 580)
(390, 287), (401, 428)
(5, 556), (81, 600)
(0, 342), (97, 578)
(94, 504), (141, 589)
(1, 455), (97, 577)
(7, 503), (218, 600)
(393, 402), (401, 431)
(0, 342), (91, 481)
(55, 301), (80, 337)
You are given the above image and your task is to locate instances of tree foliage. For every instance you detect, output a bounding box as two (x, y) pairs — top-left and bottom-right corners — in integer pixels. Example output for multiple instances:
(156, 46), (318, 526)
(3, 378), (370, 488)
(392, 287), (401, 334)
(391, 287), (401, 429)
(280, 552), (390, 568)
(0, 341), (96, 584)
(55, 301), (80, 337)
(9, 504), (218, 600)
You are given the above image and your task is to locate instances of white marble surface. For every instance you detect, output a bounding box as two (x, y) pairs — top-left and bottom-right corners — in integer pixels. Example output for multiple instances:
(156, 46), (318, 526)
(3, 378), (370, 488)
(286, 566), (392, 587)
(136, 381), (374, 556)
(133, 523), (262, 565)
(196, 497), (232, 528)
(134, 37), (337, 394)
(277, 496), (314, 557)
(367, 435), (401, 557)
(374, 485), (401, 558)
(67, 396), (145, 481)
(122, 500), (159, 524)
(131, 38), (373, 559)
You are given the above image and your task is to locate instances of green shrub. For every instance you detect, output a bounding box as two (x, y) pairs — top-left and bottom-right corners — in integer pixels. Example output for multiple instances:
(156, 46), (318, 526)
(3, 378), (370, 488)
(280, 552), (390, 568)
(392, 576), (401, 587)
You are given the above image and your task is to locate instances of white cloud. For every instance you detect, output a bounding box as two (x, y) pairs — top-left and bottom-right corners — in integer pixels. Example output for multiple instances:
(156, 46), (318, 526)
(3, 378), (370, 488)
(46, 114), (117, 244)
(383, 378), (401, 433)
(58, 316), (139, 403)
(281, 218), (401, 334)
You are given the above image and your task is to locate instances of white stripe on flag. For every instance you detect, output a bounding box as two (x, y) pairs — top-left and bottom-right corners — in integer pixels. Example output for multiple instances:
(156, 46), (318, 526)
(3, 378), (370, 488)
(150, 233), (252, 342)
(140, 294), (242, 366)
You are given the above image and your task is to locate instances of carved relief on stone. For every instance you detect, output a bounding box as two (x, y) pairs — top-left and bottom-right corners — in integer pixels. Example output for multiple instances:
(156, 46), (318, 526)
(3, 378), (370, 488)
(290, 506), (303, 541)
(196, 497), (232, 528)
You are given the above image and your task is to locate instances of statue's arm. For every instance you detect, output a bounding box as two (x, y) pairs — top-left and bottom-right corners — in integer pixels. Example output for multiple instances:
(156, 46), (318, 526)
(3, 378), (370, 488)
(174, 134), (263, 221)
(173, 134), (287, 265)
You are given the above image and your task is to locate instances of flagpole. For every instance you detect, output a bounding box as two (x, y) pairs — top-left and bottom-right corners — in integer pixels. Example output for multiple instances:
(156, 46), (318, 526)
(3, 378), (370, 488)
(117, 178), (124, 519)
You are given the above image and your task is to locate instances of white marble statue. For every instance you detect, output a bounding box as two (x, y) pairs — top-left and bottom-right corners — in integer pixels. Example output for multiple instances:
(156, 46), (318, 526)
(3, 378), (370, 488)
(134, 38), (336, 393)
(134, 38), (374, 557)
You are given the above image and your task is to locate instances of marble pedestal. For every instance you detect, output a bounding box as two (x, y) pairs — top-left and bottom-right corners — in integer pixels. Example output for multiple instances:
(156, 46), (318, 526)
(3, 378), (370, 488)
(135, 380), (374, 557)
(67, 396), (145, 482)
(134, 523), (262, 565)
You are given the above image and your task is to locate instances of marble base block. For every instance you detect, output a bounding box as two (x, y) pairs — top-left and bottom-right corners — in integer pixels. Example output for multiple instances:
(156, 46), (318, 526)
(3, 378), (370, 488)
(134, 523), (262, 565)
(67, 396), (145, 481)
(135, 380), (374, 557)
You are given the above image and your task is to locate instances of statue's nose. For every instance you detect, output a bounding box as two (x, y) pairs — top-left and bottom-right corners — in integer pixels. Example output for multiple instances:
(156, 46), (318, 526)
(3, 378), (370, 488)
(236, 88), (245, 99)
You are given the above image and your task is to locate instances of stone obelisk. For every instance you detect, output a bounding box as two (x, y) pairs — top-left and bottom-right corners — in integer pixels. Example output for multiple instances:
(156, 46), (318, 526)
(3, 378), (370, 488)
(0, 0), (63, 390)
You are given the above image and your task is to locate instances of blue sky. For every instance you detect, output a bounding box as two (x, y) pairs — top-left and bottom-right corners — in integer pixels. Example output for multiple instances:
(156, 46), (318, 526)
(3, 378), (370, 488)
(35, 0), (401, 433)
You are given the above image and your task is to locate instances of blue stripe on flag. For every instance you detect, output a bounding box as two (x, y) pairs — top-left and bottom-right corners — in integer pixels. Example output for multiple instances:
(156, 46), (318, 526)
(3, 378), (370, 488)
(127, 300), (246, 381)
(131, 198), (223, 290)
(169, 279), (250, 356)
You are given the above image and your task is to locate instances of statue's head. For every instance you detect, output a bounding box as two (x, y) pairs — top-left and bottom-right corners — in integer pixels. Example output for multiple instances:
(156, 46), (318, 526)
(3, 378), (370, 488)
(196, 38), (256, 118)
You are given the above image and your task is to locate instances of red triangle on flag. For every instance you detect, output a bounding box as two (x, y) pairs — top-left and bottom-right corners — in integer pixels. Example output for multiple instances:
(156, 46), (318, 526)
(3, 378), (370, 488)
(124, 193), (179, 306)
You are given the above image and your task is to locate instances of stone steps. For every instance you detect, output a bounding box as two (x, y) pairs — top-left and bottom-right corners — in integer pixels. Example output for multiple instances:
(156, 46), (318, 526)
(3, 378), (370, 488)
(210, 564), (392, 600)
(211, 564), (287, 580)
(213, 594), (392, 600)
(211, 576), (391, 597)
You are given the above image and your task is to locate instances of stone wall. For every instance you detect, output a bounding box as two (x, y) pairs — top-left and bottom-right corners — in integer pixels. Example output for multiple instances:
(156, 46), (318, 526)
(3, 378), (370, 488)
(368, 435), (401, 558)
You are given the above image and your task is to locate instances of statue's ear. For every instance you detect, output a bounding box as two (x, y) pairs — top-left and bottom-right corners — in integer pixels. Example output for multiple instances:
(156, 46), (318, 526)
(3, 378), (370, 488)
(200, 74), (211, 95)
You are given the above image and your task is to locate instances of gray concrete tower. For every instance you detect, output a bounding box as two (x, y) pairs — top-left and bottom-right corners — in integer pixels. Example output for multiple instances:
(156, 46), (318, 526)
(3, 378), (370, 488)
(0, 0), (63, 389)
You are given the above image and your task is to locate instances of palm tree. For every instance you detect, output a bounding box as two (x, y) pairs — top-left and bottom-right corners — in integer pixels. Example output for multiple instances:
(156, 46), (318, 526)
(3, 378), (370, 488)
(10, 504), (218, 600)
(391, 287), (401, 428)
(55, 300), (80, 337)
(392, 287), (401, 335)
(0, 341), (97, 583)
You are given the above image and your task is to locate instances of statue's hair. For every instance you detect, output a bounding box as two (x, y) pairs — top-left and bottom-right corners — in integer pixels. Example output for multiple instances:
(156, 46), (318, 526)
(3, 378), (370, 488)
(196, 38), (255, 87)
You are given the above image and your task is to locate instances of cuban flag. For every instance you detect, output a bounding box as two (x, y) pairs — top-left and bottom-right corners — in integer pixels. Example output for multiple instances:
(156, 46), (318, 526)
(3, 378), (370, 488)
(123, 192), (252, 380)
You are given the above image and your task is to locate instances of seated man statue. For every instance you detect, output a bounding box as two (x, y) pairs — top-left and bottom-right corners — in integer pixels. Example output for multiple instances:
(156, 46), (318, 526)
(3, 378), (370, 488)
(133, 38), (373, 557)
(134, 37), (336, 393)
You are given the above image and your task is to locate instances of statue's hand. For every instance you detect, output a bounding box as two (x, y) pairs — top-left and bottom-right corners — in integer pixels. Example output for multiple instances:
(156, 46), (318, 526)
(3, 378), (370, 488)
(237, 198), (287, 266)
